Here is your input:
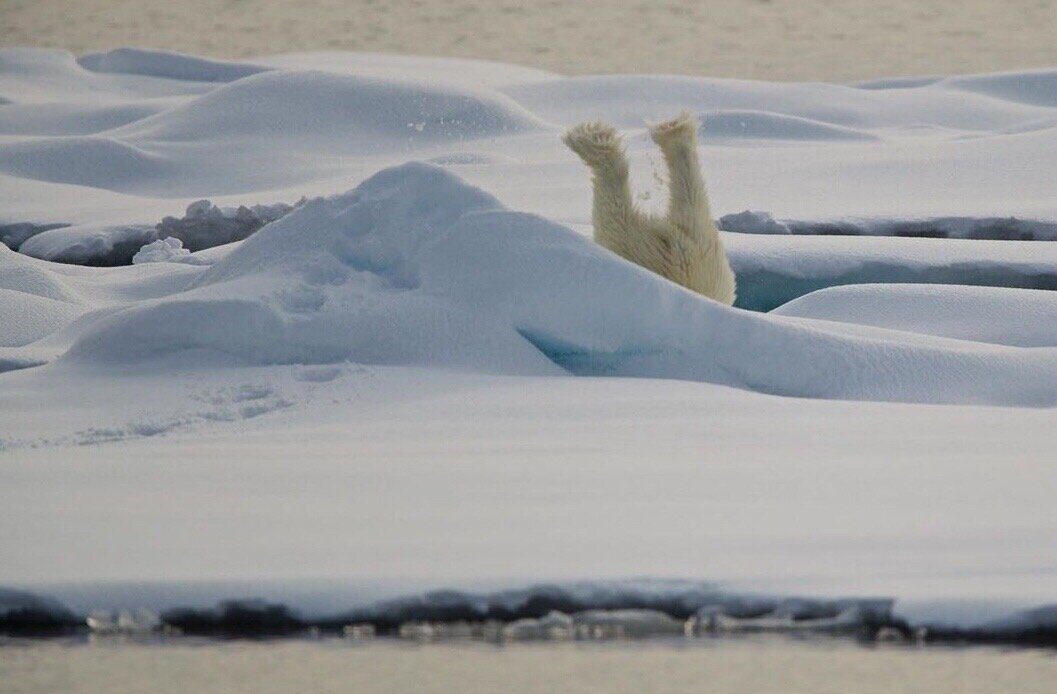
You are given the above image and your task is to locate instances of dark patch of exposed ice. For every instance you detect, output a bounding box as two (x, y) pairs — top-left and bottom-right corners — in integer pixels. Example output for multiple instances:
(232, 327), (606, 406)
(720, 213), (1057, 241)
(5, 580), (1056, 646)
(161, 599), (305, 637)
(8, 197), (304, 266)
(733, 260), (1057, 313)
(0, 221), (69, 249)
(155, 199), (302, 252)
(0, 587), (81, 636)
(718, 210), (791, 235)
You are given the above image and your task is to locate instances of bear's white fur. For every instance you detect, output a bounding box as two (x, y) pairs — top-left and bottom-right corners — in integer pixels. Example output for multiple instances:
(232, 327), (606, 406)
(563, 112), (736, 305)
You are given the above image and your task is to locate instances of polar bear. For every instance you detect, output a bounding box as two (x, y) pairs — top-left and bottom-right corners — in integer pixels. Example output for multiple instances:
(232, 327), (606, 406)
(562, 112), (736, 305)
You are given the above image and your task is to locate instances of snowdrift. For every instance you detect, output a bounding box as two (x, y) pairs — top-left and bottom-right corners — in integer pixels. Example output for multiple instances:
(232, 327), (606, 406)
(77, 47), (271, 83)
(8, 47), (1057, 269)
(26, 162), (1050, 407)
(107, 69), (548, 154)
(775, 283), (1057, 347)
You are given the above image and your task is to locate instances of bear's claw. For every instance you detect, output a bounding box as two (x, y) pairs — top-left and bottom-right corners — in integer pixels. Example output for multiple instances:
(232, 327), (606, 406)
(562, 121), (624, 165)
(649, 111), (699, 147)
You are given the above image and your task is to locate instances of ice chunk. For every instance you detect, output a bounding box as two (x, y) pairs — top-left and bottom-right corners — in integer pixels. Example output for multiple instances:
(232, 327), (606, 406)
(156, 199), (296, 252)
(132, 237), (194, 265)
(719, 210), (791, 235)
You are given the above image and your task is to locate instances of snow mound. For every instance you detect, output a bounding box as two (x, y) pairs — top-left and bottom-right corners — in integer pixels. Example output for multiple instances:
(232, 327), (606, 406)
(945, 69), (1057, 108)
(701, 110), (878, 143)
(0, 245), (83, 304)
(0, 48), (213, 105)
(19, 223), (158, 266)
(0, 245), (89, 369)
(257, 51), (559, 87)
(66, 163), (560, 371)
(0, 136), (174, 191)
(77, 48), (271, 83)
(773, 284), (1057, 348)
(109, 70), (550, 154)
(0, 289), (83, 348)
(54, 163), (1057, 406)
(0, 222), (69, 250)
(503, 75), (877, 130)
(0, 101), (173, 137)
(502, 72), (1052, 132)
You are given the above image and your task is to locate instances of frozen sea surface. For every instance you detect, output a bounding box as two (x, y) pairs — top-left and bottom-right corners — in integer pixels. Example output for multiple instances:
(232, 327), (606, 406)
(1, 48), (1056, 629)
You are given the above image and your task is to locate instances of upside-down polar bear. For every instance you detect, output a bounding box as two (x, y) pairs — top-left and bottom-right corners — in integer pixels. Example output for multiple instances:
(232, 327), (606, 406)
(563, 112), (736, 305)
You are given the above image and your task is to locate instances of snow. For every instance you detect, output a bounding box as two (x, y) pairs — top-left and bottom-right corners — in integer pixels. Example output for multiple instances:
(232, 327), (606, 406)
(2, 47), (1057, 630)
(0, 288), (83, 348)
(774, 284), (1057, 347)
(19, 222), (159, 266)
(4, 370), (1055, 623)
(132, 238), (196, 265)
(77, 47), (270, 83)
(6, 161), (1055, 406)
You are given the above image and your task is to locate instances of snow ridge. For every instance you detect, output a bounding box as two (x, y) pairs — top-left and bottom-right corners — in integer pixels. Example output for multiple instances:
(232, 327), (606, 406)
(37, 162), (1057, 407)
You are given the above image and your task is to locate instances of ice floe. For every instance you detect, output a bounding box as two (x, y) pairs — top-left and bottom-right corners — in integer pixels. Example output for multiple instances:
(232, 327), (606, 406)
(2, 48), (1057, 621)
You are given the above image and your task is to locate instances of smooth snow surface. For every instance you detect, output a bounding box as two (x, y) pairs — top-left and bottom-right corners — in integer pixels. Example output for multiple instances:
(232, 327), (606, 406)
(2, 48), (1057, 625)
(775, 284), (1057, 348)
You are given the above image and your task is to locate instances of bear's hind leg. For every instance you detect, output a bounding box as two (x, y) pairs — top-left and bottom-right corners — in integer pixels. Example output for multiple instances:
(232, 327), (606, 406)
(562, 121), (643, 250)
(649, 112), (714, 241)
(650, 112), (736, 304)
